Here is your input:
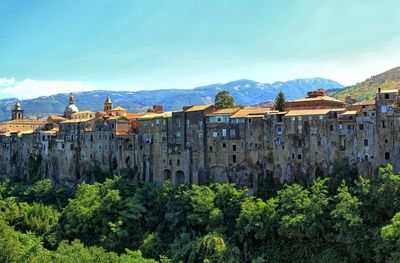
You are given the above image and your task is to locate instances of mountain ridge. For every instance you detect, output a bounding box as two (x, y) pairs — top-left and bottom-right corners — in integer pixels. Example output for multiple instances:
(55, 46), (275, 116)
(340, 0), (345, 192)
(0, 77), (343, 121)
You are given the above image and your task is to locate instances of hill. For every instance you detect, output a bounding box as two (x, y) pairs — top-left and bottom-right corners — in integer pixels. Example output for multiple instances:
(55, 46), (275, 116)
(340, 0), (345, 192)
(0, 78), (343, 121)
(333, 66), (400, 101)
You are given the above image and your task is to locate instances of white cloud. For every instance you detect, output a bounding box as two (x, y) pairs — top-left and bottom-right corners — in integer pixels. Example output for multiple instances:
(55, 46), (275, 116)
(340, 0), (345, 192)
(0, 77), (16, 87)
(0, 78), (95, 99)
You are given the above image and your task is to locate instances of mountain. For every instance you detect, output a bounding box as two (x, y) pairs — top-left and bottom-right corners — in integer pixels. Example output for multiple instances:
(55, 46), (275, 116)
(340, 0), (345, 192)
(333, 66), (400, 101)
(0, 78), (343, 121)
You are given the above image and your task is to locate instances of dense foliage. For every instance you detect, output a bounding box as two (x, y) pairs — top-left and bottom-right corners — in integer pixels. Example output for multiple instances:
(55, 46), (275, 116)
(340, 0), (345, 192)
(214, 90), (235, 109)
(1, 163), (400, 262)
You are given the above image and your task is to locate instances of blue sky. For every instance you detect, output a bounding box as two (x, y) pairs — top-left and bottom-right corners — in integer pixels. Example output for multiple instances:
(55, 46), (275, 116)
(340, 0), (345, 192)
(0, 0), (399, 99)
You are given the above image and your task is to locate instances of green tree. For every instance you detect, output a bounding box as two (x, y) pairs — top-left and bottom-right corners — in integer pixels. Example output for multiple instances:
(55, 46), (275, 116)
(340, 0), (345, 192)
(214, 90), (235, 109)
(274, 91), (286, 112)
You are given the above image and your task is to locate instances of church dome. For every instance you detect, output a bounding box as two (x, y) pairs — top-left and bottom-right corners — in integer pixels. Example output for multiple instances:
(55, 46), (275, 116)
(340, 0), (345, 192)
(64, 95), (79, 118)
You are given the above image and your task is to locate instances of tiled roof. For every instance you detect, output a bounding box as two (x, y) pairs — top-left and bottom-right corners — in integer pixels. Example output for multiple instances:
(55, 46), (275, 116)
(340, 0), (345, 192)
(60, 118), (94, 124)
(206, 107), (240, 116)
(138, 111), (174, 120)
(287, 96), (345, 103)
(339, 110), (358, 116)
(185, 104), (213, 112)
(112, 106), (127, 111)
(284, 108), (346, 117)
(351, 99), (375, 106)
(230, 107), (277, 118)
(125, 113), (145, 119)
(5, 119), (46, 125)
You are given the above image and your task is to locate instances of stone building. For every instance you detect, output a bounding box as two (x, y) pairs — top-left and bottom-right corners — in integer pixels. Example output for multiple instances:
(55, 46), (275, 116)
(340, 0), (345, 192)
(1, 88), (400, 190)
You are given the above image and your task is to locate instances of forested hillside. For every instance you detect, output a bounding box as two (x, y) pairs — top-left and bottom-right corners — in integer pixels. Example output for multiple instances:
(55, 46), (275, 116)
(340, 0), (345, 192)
(333, 66), (400, 101)
(1, 162), (400, 262)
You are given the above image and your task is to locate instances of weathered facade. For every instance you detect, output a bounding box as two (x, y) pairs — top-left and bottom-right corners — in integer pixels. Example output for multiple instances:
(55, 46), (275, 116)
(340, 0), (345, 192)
(1, 89), (400, 189)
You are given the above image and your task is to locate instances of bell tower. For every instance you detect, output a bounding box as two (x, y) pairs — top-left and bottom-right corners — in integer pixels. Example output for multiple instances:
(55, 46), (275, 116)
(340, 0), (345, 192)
(104, 96), (113, 112)
(11, 100), (24, 120)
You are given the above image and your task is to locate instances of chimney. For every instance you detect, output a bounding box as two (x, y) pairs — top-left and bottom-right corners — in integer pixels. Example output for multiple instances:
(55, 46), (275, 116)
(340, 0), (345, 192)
(153, 105), (163, 113)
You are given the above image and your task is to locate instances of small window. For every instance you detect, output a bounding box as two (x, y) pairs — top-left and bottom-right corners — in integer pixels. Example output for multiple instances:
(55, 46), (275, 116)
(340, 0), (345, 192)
(364, 155), (369, 161)
(209, 146), (213, 152)
(177, 159), (180, 166)
(359, 124), (364, 130)
(364, 139), (369, 146)
(385, 139), (388, 144)
(385, 152), (390, 160)
(232, 144), (237, 151)
(222, 129), (227, 137)
(248, 118), (252, 123)
(232, 154), (237, 164)
(385, 94), (389, 99)
(317, 140), (322, 146)
(330, 125), (334, 131)
(222, 143), (226, 148)
(298, 154), (302, 160)
(213, 131), (218, 138)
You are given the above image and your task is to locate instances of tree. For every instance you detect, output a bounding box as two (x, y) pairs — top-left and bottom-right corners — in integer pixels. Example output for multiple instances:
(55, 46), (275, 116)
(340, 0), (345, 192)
(274, 91), (286, 112)
(214, 90), (235, 109)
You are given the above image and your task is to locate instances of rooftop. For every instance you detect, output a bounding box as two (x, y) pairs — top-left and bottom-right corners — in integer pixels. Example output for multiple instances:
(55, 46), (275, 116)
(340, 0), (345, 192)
(138, 111), (174, 120)
(230, 107), (277, 118)
(284, 108), (346, 117)
(206, 107), (241, 116)
(60, 118), (94, 124)
(287, 95), (345, 104)
(185, 104), (213, 112)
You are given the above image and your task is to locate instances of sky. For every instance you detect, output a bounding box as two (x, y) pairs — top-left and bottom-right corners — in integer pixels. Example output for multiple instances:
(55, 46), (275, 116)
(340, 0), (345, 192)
(0, 0), (399, 99)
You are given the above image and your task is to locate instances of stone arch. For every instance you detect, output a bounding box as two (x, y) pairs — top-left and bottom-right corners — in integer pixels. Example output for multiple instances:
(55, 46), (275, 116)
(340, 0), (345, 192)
(125, 156), (131, 167)
(175, 170), (185, 185)
(163, 169), (171, 181)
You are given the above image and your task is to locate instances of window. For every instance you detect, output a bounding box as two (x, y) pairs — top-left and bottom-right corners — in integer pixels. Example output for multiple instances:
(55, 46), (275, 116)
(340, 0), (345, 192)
(319, 115), (324, 120)
(317, 140), (322, 146)
(198, 121), (203, 129)
(222, 143), (226, 148)
(329, 124), (334, 131)
(213, 131), (218, 138)
(177, 159), (180, 166)
(385, 139), (388, 144)
(232, 144), (237, 151)
(385, 152), (390, 160)
(382, 120), (387, 128)
(359, 124), (364, 130)
(169, 159), (172, 166)
(222, 129), (227, 137)
(230, 129), (236, 137)
(298, 154), (302, 160)
(385, 94), (389, 99)
(176, 132), (181, 138)
(339, 124), (343, 130)
(364, 155), (369, 161)
(298, 116), (302, 121)
(277, 126), (282, 133)
(156, 119), (160, 126)
(248, 118), (252, 123)
(209, 146), (213, 152)
(291, 117), (296, 121)
(232, 154), (237, 164)
(364, 139), (369, 146)
(217, 117), (222, 122)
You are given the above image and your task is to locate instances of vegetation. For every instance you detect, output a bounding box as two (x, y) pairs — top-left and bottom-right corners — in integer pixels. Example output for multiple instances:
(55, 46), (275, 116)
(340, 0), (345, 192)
(333, 66), (400, 101)
(214, 90), (235, 109)
(274, 91), (286, 112)
(1, 163), (400, 262)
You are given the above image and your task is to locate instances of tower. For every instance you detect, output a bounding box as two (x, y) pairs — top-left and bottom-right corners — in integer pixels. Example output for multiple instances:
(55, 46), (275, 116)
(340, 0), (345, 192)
(64, 94), (79, 119)
(11, 100), (23, 120)
(104, 96), (113, 112)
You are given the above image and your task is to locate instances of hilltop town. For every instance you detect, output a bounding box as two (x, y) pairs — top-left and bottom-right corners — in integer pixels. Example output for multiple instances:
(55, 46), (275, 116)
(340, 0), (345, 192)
(0, 87), (396, 188)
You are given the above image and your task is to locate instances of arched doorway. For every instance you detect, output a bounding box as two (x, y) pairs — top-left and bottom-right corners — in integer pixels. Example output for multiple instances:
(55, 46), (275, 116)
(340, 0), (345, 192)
(163, 169), (171, 181)
(175, 170), (185, 185)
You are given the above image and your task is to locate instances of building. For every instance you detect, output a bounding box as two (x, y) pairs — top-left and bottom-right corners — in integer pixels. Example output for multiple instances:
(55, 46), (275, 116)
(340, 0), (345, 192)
(1, 89), (400, 189)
